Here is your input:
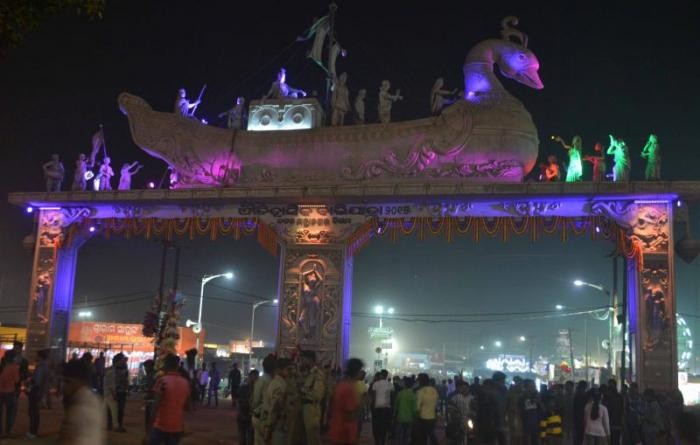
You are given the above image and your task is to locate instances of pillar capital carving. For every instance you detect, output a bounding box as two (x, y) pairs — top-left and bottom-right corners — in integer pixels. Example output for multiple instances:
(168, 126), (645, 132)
(589, 200), (670, 253)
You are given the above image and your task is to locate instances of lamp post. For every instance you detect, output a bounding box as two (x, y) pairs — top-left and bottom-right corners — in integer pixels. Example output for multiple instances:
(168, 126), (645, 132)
(373, 305), (394, 329)
(372, 305), (394, 368)
(574, 279), (614, 376)
(196, 272), (233, 353)
(519, 335), (534, 372)
(249, 298), (278, 371)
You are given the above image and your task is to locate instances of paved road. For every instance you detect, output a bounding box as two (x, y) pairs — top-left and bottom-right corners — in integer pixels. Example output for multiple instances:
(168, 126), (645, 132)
(2, 395), (236, 444)
(1, 394), (447, 444)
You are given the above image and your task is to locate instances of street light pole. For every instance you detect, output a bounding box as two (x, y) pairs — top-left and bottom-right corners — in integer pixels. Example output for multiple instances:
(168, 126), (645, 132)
(196, 272), (233, 353)
(249, 299), (278, 371)
(574, 279), (614, 376)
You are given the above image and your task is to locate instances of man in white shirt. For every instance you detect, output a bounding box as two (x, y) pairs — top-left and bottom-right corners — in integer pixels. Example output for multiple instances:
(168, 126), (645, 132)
(370, 369), (393, 445)
(197, 363), (210, 404)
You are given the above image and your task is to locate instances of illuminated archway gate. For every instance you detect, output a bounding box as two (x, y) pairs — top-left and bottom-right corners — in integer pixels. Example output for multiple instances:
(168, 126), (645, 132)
(10, 181), (693, 391)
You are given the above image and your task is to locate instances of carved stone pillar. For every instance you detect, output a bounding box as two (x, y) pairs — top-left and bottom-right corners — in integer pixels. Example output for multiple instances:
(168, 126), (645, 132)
(593, 200), (676, 390)
(276, 244), (351, 366)
(633, 202), (676, 390)
(26, 209), (92, 362)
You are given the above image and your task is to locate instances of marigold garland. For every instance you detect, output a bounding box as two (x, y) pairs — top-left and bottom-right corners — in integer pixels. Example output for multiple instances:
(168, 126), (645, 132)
(345, 215), (644, 269)
(64, 216), (278, 256)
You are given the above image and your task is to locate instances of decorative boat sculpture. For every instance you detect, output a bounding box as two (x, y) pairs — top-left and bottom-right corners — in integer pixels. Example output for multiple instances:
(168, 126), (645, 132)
(118, 20), (543, 188)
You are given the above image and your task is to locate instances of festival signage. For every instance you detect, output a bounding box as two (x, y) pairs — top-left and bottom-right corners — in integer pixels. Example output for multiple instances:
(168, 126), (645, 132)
(368, 326), (393, 340)
(68, 321), (198, 354)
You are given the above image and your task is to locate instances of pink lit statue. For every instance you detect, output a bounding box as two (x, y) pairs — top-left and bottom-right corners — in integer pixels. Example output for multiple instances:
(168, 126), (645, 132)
(71, 154), (94, 191)
(95, 157), (115, 191)
(118, 161), (144, 190)
(264, 68), (307, 100)
(174, 88), (201, 117)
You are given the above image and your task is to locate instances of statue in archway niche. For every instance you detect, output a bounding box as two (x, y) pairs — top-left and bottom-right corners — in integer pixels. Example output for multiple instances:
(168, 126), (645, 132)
(644, 288), (668, 350)
(641, 134), (661, 180)
(298, 261), (324, 340)
(31, 272), (51, 323)
(552, 135), (583, 182)
(607, 134), (630, 182)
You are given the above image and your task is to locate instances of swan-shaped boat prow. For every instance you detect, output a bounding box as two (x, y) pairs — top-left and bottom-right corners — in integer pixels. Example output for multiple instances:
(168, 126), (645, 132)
(119, 18), (542, 188)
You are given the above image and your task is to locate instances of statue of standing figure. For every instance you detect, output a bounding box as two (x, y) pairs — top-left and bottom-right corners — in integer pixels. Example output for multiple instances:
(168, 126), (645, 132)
(118, 161), (144, 190)
(552, 135), (583, 182)
(174, 88), (201, 117)
(298, 262), (323, 340)
(641, 134), (661, 180)
(539, 155), (560, 181)
(71, 153), (95, 191)
(43, 154), (65, 192)
(217, 97), (246, 130)
(331, 72), (350, 126)
(607, 134), (631, 182)
(583, 142), (607, 182)
(430, 77), (459, 115)
(95, 157), (115, 191)
(263, 68), (307, 100)
(354, 89), (366, 124)
(377, 80), (403, 124)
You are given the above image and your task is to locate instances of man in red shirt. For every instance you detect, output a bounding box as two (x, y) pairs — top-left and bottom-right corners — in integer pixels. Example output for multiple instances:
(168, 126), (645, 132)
(329, 358), (364, 445)
(149, 354), (191, 445)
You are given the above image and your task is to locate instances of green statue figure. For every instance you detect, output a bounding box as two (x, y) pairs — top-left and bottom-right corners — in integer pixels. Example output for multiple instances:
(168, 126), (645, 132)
(607, 134), (630, 182)
(641, 134), (661, 180)
(552, 135), (583, 182)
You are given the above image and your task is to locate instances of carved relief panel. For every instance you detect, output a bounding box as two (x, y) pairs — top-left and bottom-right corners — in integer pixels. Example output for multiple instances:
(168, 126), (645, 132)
(27, 208), (93, 361)
(278, 246), (344, 366)
(26, 210), (65, 359)
(640, 265), (670, 352)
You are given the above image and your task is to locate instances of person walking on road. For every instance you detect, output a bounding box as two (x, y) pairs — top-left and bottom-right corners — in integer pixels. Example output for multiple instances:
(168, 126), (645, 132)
(57, 359), (105, 445)
(149, 354), (191, 445)
(26, 348), (50, 439)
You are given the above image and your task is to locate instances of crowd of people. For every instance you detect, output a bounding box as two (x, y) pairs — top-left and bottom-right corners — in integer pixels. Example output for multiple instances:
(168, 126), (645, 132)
(0, 344), (697, 445)
(338, 367), (696, 445)
(223, 353), (699, 445)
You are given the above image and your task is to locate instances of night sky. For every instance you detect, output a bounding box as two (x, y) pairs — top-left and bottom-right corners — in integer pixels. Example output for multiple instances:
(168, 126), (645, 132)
(1, 1), (699, 367)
